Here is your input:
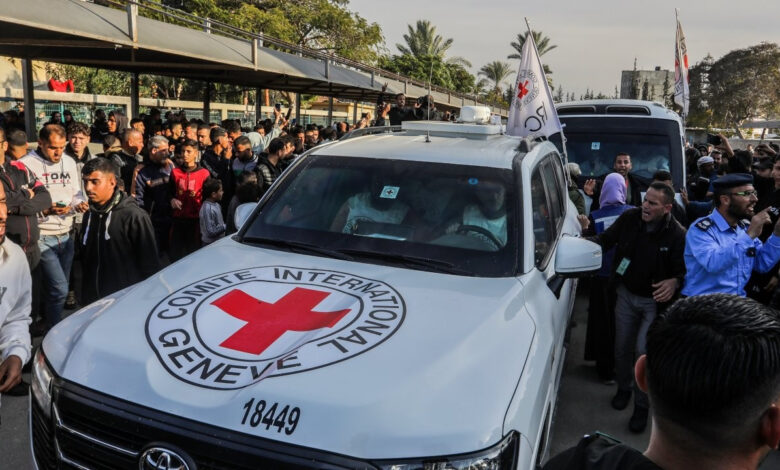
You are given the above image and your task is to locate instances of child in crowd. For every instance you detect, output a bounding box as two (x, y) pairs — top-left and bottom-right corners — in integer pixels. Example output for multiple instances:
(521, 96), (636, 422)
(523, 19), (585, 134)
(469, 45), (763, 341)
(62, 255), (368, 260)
(199, 177), (226, 245)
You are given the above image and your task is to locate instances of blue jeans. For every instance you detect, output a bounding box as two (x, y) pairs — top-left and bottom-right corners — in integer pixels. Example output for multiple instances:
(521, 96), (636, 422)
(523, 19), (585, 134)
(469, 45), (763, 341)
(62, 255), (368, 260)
(37, 233), (75, 328)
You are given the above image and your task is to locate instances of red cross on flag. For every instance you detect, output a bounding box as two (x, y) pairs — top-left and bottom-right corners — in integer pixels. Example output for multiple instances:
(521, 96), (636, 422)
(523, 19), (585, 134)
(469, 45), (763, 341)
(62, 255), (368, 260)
(506, 28), (562, 139)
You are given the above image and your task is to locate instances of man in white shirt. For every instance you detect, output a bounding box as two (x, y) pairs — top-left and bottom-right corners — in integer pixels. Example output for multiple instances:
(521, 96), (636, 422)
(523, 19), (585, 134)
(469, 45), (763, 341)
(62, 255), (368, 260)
(21, 124), (86, 330)
(0, 182), (33, 415)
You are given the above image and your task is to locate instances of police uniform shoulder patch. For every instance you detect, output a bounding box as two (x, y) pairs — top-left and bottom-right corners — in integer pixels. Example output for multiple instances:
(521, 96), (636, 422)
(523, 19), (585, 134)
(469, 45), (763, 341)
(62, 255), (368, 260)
(695, 218), (712, 231)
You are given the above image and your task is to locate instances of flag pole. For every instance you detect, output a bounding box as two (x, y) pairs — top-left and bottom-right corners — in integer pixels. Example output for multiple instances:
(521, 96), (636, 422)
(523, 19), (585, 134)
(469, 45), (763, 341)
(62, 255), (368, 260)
(525, 17), (571, 182)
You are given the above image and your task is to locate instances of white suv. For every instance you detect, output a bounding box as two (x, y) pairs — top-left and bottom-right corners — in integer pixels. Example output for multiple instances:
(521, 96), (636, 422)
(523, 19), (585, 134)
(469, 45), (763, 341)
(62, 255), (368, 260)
(30, 110), (601, 470)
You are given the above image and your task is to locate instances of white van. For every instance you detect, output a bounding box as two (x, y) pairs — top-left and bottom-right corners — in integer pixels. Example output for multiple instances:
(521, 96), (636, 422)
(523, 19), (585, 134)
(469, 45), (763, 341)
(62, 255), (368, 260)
(554, 99), (686, 191)
(30, 109), (601, 470)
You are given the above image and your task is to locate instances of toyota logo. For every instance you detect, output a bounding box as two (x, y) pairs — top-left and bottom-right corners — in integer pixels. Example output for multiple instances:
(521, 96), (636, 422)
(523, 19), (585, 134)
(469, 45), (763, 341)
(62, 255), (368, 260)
(139, 446), (193, 470)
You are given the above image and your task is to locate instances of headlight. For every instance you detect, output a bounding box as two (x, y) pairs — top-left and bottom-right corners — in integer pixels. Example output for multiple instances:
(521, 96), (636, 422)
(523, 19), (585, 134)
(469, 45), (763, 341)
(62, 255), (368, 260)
(31, 350), (53, 419)
(375, 432), (519, 470)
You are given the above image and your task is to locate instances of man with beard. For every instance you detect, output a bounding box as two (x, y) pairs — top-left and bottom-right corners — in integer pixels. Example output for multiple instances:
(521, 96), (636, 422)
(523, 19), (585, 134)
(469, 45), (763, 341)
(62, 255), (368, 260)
(683, 173), (780, 297)
(80, 158), (159, 304)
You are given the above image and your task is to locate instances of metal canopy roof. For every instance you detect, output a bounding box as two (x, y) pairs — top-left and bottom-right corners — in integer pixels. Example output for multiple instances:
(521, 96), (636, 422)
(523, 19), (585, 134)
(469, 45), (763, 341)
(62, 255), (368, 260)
(0, 0), (504, 113)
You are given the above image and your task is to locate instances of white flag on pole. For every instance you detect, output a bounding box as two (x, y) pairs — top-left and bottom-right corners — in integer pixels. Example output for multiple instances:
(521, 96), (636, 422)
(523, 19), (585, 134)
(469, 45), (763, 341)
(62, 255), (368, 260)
(673, 13), (690, 117)
(506, 31), (562, 139)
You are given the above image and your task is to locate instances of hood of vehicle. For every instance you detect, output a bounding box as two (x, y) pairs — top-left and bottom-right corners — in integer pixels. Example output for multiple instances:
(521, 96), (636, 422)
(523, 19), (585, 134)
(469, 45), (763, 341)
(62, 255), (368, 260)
(44, 237), (536, 459)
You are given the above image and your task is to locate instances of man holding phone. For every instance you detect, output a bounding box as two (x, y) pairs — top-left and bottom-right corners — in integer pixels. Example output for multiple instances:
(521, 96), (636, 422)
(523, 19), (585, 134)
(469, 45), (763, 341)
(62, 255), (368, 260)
(20, 124), (86, 331)
(683, 173), (780, 297)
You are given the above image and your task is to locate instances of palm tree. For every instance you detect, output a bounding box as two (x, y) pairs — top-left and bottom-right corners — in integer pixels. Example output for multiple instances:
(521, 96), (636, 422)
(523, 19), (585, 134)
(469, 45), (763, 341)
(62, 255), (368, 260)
(508, 30), (556, 75)
(478, 61), (513, 93)
(397, 20), (472, 67)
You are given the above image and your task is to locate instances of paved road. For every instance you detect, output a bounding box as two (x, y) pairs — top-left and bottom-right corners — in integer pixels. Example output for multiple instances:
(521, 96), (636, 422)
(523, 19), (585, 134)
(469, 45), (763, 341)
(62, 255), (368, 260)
(2, 291), (778, 468)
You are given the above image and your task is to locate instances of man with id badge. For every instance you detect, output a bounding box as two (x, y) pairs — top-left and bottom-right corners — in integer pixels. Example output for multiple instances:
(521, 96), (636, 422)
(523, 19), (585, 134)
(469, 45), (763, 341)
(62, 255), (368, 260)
(580, 182), (687, 433)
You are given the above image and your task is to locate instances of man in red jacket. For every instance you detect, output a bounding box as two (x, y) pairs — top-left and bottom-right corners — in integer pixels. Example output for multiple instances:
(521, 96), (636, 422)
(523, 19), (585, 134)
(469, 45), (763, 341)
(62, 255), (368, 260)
(169, 139), (210, 261)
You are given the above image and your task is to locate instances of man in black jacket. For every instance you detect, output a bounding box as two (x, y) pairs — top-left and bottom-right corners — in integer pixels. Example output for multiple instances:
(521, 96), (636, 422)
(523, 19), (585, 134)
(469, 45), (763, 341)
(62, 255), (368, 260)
(582, 182), (687, 433)
(0, 127), (51, 269)
(80, 158), (160, 304)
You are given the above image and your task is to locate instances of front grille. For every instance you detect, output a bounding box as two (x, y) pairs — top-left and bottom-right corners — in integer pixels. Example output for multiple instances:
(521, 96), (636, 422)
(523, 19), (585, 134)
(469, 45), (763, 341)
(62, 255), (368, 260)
(31, 399), (56, 469)
(50, 380), (374, 470)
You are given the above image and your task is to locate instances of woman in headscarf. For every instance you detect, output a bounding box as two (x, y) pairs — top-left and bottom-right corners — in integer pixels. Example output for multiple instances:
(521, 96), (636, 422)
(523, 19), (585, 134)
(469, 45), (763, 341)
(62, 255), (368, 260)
(583, 172), (633, 384)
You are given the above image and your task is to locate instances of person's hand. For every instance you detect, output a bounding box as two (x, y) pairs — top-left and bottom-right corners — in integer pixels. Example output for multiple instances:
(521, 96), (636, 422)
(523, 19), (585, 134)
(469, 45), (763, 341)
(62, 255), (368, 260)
(749, 208), (772, 238)
(716, 133), (733, 157)
(223, 145), (232, 160)
(764, 276), (779, 292)
(50, 204), (71, 215)
(25, 188), (34, 199)
(774, 214), (780, 237)
(75, 202), (89, 213)
(652, 278), (679, 303)
(577, 214), (590, 232)
(170, 198), (183, 210)
(583, 179), (596, 197)
(680, 187), (689, 206)
(0, 355), (23, 392)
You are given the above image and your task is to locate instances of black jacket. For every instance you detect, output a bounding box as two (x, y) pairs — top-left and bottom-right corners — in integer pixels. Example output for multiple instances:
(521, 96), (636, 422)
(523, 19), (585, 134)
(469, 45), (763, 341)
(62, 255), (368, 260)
(79, 190), (160, 304)
(0, 159), (51, 266)
(543, 434), (662, 470)
(587, 208), (687, 299)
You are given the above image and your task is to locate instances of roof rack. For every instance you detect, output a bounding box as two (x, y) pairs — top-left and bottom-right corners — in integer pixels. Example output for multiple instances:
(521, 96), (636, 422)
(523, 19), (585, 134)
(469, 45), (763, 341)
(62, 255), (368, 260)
(339, 126), (402, 141)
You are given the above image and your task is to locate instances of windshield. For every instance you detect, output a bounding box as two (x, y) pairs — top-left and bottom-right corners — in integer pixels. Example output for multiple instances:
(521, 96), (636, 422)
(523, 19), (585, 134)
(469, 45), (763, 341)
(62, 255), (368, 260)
(241, 155), (519, 277)
(564, 132), (671, 180)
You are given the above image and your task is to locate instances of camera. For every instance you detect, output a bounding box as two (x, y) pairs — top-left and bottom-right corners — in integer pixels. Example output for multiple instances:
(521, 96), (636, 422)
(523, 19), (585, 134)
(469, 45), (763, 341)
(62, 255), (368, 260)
(274, 103), (281, 111)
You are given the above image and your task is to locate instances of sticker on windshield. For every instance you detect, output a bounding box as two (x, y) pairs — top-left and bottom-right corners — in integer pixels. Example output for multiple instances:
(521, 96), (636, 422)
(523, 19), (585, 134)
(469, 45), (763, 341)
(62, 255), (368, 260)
(591, 142), (601, 150)
(380, 186), (400, 199)
(146, 267), (406, 390)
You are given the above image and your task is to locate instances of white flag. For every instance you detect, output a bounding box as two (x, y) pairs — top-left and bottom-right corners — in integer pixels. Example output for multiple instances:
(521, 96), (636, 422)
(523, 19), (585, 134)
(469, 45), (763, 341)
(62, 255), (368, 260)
(673, 15), (690, 117)
(506, 33), (562, 139)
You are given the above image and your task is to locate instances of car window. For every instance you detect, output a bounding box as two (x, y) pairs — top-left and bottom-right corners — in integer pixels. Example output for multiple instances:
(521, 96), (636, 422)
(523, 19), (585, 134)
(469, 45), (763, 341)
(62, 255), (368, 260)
(541, 157), (564, 233)
(243, 155), (520, 277)
(531, 164), (553, 267)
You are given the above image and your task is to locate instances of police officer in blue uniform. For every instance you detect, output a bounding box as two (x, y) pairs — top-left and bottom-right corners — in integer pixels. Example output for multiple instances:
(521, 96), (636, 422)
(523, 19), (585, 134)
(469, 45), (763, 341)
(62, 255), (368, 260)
(682, 173), (780, 296)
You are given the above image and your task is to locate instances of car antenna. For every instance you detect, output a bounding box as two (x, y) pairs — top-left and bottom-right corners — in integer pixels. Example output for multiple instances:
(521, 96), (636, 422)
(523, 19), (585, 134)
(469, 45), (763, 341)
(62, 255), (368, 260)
(425, 59), (434, 143)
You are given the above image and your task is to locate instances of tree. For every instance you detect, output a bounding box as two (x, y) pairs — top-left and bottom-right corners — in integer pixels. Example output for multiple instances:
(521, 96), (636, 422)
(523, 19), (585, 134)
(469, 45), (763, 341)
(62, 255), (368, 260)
(165, 0), (383, 63)
(478, 61), (512, 94)
(662, 72), (672, 107)
(396, 19), (471, 67)
(686, 54), (714, 127)
(508, 30), (556, 75)
(554, 85), (565, 103)
(629, 58), (640, 99)
(707, 42), (780, 134)
(378, 54), (476, 94)
(381, 19), (477, 95)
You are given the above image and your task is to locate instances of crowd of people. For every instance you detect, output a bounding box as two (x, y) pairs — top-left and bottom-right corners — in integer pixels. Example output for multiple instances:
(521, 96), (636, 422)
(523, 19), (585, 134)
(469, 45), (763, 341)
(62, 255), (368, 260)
(1, 97), (780, 469)
(560, 141), (780, 437)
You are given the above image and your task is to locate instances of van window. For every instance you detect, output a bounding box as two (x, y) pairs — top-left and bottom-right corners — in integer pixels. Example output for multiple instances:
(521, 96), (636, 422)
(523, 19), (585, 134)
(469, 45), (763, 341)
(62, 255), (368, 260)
(564, 132), (671, 180)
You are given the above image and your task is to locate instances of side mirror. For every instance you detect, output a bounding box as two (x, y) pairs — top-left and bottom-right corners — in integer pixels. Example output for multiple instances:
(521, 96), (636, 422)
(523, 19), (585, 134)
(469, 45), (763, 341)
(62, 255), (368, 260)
(234, 203), (257, 231)
(554, 235), (602, 277)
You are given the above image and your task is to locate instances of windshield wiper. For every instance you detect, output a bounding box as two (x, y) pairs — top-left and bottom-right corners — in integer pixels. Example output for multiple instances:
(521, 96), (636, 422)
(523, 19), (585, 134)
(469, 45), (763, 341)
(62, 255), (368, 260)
(337, 249), (473, 276)
(243, 237), (354, 261)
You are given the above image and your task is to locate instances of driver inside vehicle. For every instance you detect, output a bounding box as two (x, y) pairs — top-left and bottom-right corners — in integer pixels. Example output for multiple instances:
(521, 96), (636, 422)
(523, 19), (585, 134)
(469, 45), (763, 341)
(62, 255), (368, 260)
(330, 175), (412, 237)
(443, 180), (508, 249)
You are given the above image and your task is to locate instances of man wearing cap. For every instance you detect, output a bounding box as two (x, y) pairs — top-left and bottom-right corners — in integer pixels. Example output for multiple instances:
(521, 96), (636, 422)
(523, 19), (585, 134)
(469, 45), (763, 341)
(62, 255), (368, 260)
(682, 173), (780, 297)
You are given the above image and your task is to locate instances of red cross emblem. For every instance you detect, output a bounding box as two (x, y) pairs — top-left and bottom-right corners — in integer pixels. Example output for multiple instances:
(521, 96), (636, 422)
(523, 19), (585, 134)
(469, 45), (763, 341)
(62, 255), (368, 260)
(212, 288), (351, 355)
(517, 80), (530, 99)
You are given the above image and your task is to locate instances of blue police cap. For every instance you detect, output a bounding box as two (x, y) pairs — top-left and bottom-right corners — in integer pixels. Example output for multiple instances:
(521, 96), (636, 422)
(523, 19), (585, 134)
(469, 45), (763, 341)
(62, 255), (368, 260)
(712, 173), (753, 191)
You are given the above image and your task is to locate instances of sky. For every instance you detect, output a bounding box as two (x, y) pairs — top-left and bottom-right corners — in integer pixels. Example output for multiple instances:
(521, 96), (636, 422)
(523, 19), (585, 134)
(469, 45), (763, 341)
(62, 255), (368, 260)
(348, 0), (779, 98)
